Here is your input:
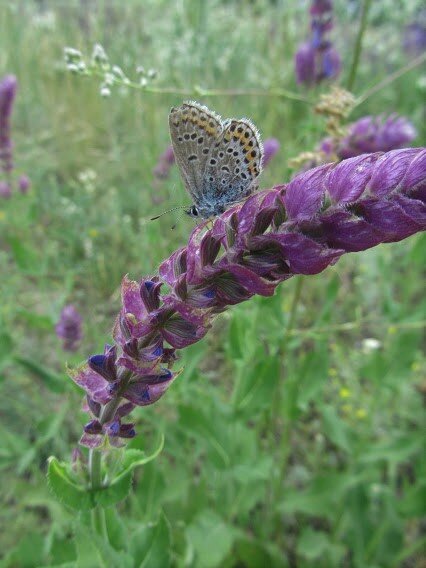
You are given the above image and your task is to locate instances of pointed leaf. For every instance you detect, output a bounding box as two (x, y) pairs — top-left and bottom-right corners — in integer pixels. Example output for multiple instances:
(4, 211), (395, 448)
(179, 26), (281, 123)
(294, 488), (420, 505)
(47, 456), (93, 511)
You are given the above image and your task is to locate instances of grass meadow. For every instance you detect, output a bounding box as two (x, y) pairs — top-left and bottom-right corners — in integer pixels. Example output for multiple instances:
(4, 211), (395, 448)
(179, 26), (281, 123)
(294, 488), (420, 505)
(0, 1), (425, 567)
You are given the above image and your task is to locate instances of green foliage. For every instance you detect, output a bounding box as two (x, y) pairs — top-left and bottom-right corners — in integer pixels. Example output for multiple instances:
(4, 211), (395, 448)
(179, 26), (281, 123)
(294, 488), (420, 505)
(47, 437), (164, 510)
(0, 0), (424, 567)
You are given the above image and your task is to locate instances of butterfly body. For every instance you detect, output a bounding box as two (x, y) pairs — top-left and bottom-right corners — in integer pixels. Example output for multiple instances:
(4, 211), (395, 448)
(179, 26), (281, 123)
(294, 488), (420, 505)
(169, 101), (263, 218)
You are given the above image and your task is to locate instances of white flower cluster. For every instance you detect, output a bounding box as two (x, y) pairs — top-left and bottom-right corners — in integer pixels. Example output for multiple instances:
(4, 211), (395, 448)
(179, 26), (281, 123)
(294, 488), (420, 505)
(63, 44), (158, 98)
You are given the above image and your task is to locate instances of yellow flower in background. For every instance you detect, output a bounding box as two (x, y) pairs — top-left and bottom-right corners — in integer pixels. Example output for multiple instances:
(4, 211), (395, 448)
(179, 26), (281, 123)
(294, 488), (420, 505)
(88, 228), (99, 238)
(355, 408), (367, 419)
(387, 325), (397, 335)
(339, 387), (351, 399)
(0, 210), (5, 221)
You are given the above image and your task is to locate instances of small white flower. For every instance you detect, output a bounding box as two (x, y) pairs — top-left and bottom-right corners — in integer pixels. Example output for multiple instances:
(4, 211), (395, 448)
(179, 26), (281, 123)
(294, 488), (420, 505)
(100, 85), (111, 97)
(362, 338), (382, 353)
(92, 43), (108, 65)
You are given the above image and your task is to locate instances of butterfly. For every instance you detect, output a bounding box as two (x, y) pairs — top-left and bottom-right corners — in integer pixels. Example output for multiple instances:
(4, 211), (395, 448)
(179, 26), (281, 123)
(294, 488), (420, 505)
(168, 101), (263, 219)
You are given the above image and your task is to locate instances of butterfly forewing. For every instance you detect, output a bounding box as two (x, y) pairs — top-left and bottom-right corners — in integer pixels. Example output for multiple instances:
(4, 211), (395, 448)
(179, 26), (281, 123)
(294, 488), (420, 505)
(169, 102), (222, 202)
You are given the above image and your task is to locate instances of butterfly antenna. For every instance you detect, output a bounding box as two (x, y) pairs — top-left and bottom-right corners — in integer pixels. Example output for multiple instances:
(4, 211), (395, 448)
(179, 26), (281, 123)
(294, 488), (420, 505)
(150, 204), (190, 221)
(170, 208), (189, 230)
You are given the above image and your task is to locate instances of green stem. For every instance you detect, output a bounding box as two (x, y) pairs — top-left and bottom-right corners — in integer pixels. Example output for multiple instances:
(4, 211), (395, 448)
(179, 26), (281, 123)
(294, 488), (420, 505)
(85, 69), (311, 103)
(86, 371), (133, 539)
(267, 277), (305, 541)
(346, 0), (372, 91)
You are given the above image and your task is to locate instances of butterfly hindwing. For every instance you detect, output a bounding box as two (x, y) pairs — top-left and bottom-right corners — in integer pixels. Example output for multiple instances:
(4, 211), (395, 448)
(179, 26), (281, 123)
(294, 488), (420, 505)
(169, 101), (222, 202)
(203, 118), (263, 205)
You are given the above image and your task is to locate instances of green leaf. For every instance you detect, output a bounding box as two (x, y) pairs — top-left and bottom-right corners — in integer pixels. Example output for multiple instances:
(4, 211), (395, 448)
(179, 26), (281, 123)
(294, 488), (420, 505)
(16, 308), (54, 330)
(75, 526), (133, 568)
(296, 527), (329, 560)
(14, 356), (68, 393)
(92, 436), (164, 507)
(232, 354), (280, 414)
(0, 332), (13, 366)
(129, 513), (171, 568)
(279, 473), (361, 519)
(47, 456), (93, 511)
(8, 235), (41, 273)
(295, 344), (329, 410)
(322, 405), (352, 452)
(186, 510), (236, 568)
(234, 537), (284, 568)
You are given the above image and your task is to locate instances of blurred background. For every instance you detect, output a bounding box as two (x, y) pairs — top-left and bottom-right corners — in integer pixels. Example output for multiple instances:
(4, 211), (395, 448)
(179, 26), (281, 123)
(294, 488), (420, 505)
(0, 1), (425, 566)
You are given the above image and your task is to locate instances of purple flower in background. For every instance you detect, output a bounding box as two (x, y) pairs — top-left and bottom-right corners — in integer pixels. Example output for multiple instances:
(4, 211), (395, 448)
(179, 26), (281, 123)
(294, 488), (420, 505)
(18, 174), (30, 194)
(0, 75), (30, 196)
(153, 144), (175, 179)
(403, 14), (426, 57)
(69, 147), (426, 449)
(262, 138), (280, 168)
(56, 304), (83, 352)
(321, 114), (417, 160)
(295, 0), (341, 87)
(0, 75), (17, 175)
(0, 180), (11, 198)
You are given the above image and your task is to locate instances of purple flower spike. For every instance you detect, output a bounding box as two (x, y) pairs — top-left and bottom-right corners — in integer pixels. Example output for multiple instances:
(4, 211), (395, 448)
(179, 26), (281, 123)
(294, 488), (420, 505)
(403, 18), (426, 57)
(0, 180), (11, 198)
(295, 43), (316, 86)
(18, 175), (30, 194)
(336, 115), (417, 160)
(55, 304), (83, 352)
(295, 0), (340, 87)
(153, 145), (175, 179)
(262, 138), (280, 168)
(70, 148), (425, 449)
(0, 75), (17, 175)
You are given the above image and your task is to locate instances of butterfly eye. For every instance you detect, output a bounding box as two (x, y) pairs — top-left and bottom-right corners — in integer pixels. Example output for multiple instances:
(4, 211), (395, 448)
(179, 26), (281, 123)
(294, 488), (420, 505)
(190, 205), (199, 217)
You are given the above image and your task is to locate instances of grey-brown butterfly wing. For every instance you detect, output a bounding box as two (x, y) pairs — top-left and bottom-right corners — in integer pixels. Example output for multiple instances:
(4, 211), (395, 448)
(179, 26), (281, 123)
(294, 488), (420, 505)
(168, 101), (223, 203)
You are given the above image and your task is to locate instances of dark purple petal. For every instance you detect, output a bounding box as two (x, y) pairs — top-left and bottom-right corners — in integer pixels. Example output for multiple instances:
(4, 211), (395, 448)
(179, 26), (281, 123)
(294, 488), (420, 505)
(284, 164), (331, 220)
(161, 314), (207, 348)
(118, 423), (136, 438)
(355, 197), (424, 242)
(321, 209), (382, 251)
(159, 248), (187, 286)
(367, 148), (419, 197)
(86, 395), (101, 417)
(122, 370), (176, 406)
(252, 232), (344, 274)
(140, 279), (162, 312)
(68, 363), (111, 404)
(88, 353), (117, 382)
(402, 148), (426, 194)
(84, 419), (103, 434)
(326, 154), (379, 204)
(116, 402), (135, 418)
(222, 264), (277, 296)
